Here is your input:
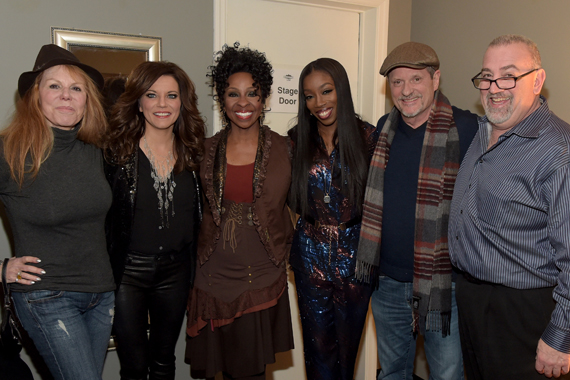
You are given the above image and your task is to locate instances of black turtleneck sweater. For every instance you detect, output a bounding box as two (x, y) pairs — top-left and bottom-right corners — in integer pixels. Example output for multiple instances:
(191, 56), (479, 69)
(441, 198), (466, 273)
(0, 126), (115, 293)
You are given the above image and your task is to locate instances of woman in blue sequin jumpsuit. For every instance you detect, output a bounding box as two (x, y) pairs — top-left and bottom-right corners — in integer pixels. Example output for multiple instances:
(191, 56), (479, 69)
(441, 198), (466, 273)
(288, 58), (380, 380)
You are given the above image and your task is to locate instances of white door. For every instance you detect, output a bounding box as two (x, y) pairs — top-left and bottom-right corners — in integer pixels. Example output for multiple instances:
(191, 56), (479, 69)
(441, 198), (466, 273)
(225, 0), (360, 135)
(213, 0), (389, 135)
(213, 1), (389, 379)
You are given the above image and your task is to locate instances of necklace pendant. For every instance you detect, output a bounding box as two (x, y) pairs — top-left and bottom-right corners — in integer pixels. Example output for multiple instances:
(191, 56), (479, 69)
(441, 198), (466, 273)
(324, 194), (331, 204)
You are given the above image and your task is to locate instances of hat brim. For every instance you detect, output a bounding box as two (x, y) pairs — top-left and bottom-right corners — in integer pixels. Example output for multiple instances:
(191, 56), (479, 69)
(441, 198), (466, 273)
(18, 59), (104, 98)
(380, 63), (436, 76)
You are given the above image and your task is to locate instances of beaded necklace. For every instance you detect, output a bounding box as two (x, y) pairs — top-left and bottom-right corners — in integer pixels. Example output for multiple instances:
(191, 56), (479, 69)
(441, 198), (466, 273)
(142, 135), (176, 228)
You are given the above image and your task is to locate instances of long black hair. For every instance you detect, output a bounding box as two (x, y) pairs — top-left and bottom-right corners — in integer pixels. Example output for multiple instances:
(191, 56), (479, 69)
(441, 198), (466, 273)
(288, 58), (368, 218)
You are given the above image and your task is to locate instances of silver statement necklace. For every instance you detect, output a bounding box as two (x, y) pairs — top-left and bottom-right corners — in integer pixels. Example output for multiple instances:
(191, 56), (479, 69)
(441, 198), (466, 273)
(323, 153), (336, 204)
(143, 135), (176, 228)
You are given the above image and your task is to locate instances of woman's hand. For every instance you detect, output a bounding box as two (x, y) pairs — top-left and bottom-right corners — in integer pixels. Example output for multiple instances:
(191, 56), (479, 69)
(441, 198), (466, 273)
(3, 256), (44, 285)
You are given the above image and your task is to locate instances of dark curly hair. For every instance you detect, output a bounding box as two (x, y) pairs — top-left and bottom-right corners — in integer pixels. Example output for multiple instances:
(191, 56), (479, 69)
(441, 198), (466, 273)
(104, 61), (205, 172)
(210, 42), (273, 121)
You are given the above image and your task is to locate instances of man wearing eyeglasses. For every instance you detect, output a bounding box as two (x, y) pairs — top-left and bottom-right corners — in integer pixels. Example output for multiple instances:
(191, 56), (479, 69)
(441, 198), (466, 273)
(357, 42), (478, 380)
(449, 34), (570, 379)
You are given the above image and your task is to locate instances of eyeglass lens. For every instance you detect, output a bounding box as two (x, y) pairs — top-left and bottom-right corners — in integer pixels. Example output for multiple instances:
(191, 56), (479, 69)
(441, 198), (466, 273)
(474, 78), (516, 90)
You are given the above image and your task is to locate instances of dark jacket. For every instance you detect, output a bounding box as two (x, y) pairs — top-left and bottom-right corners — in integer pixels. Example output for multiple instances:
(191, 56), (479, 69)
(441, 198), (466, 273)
(198, 125), (293, 267)
(104, 149), (202, 286)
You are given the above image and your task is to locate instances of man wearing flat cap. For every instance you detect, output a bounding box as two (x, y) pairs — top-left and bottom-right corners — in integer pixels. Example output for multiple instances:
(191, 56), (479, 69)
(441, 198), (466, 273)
(450, 35), (570, 379)
(356, 41), (477, 379)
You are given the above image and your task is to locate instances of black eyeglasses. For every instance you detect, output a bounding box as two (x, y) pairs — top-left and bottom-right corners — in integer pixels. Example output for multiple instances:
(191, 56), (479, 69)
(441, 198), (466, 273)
(471, 68), (539, 90)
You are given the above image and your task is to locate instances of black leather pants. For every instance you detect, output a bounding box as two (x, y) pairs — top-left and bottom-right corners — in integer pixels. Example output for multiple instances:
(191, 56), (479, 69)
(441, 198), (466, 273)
(114, 249), (193, 380)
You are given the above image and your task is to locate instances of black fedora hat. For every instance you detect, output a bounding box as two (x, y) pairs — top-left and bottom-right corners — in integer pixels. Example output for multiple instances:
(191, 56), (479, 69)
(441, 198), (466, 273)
(18, 44), (104, 97)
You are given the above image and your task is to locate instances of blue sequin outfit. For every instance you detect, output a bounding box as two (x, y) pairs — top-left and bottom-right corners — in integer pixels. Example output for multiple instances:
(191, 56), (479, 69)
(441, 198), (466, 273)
(290, 123), (380, 380)
(290, 123), (379, 279)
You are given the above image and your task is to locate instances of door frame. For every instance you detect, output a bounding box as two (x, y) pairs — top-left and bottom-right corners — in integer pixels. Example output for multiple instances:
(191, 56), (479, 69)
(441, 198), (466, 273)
(212, 0), (389, 136)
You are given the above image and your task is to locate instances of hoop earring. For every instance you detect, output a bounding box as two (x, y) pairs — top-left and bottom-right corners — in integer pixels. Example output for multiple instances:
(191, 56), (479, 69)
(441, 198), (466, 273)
(221, 109), (230, 129)
(259, 110), (266, 127)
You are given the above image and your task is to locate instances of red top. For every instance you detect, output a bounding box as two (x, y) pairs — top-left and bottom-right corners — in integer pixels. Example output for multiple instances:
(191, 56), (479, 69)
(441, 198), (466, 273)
(224, 162), (254, 203)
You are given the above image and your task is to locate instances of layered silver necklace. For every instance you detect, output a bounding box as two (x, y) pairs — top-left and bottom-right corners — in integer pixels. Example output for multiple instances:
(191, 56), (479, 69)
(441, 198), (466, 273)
(143, 135), (176, 229)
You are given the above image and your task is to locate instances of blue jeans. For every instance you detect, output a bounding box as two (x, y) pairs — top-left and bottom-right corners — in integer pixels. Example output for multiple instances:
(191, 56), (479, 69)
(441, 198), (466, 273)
(12, 290), (115, 380)
(371, 276), (463, 380)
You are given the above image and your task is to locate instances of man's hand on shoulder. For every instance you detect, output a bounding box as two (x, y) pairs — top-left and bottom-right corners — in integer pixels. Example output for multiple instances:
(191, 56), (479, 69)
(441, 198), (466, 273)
(536, 338), (570, 378)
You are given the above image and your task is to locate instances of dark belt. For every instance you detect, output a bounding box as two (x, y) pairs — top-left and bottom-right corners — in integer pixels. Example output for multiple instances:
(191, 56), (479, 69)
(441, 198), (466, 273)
(304, 215), (361, 231)
(127, 242), (192, 259)
(462, 272), (498, 286)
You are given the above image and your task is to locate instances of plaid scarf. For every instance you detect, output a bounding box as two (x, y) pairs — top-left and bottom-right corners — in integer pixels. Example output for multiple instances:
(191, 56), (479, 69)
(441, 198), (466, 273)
(356, 90), (460, 335)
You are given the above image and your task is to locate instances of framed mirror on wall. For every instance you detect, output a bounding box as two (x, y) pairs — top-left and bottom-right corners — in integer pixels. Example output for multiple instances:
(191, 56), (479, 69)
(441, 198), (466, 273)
(51, 27), (162, 79)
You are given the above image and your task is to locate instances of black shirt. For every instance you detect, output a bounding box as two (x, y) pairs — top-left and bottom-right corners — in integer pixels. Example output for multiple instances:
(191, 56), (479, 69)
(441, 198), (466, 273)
(128, 148), (195, 254)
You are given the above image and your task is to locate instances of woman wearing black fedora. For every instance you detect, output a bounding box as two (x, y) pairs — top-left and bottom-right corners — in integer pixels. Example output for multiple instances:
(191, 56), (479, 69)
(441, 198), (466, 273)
(0, 44), (115, 380)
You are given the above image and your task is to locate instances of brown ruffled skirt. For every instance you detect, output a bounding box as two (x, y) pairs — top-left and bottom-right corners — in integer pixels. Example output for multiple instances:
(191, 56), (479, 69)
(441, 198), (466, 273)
(186, 290), (293, 378)
(186, 201), (294, 378)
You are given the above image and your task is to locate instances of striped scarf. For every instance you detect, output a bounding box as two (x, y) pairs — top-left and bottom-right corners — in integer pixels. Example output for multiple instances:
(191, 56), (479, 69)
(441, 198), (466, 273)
(356, 90), (460, 335)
